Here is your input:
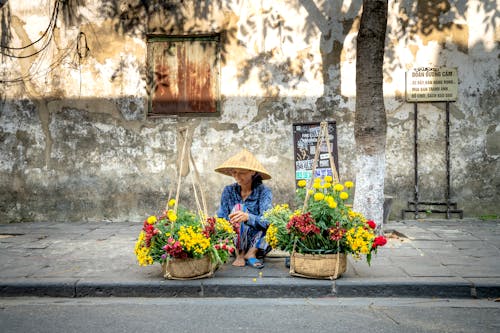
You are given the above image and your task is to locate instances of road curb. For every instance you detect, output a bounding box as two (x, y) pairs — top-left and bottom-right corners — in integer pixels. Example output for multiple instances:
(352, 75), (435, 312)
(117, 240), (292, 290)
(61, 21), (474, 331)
(201, 278), (334, 298)
(2, 278), (499, 299)
(334, 280), (474, 298)
(75, 280), (203, 297)
(473, 283), (500, 299)
(0, 279), (77, 297)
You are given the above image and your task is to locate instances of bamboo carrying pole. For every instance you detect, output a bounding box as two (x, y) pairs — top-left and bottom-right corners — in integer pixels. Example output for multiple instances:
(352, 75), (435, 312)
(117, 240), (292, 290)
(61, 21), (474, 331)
(162, 128), (212, 280)
(302, 121), (340, 211)
(167, 127), (207, 220)
(297, 121), (342, 280)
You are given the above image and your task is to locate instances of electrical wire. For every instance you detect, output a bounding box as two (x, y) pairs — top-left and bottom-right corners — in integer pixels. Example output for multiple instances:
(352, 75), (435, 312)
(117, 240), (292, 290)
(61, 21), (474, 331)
(0, 0), (59, 58)
(0, 39), (75, 84)
(0, 0), (58, 50)
(0, 1), (89, 86)
(0, 0), (66, 84)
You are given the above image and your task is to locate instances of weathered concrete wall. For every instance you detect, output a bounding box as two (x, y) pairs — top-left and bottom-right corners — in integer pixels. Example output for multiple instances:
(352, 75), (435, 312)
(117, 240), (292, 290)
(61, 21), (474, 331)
(0, 0), (498, 222)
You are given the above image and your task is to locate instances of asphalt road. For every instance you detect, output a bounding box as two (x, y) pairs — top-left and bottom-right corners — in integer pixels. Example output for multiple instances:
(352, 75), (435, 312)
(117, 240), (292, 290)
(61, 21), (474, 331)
(1, 297), (499, 333)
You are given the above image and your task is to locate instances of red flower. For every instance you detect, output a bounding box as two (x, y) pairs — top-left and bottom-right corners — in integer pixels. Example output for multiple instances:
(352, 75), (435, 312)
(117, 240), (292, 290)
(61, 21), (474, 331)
(142, 223), (159, 247)
(163, 237), (187, 258)
(328, 222), (346, 241)
(367, 220), (376, 229)
(372, 235), (387, 248)
(287, 212), (320, 238)
(203, 217), (217, 237)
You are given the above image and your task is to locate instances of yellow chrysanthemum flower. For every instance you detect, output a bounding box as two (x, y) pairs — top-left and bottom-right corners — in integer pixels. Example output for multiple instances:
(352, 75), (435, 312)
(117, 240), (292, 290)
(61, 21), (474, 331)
(134, 231), (153, 266)
(324, 175), (333, 183)
(339, 192), (349, 200)
(323, 182), (332, 189)
(216, 217), (235, 234)
(275, 203), (289, 211)
(266, 224), (279, 248)
(346, 226), (375, 256)
(178, 225), (210, 256)
(348, 210), (367, 222)
(325, 196), (337, 208)
(167, 209), (177, 222)
(314, 192), (325, 201)
(135, 246), (153, 266)
(344, 181), (354, 189)
(313, 177), (321, 183)
(297, 179), (307, 188)
(334, 184), (344, 192)
(313, 182), (321, 189)
(168, 199), (176, 207)
(146, 215), (157, 225)
(264, 204), (290, 219)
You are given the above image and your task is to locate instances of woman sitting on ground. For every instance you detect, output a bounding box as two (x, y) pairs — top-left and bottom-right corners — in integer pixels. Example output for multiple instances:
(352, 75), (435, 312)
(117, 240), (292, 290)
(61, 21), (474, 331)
(215, 149), (273, 269)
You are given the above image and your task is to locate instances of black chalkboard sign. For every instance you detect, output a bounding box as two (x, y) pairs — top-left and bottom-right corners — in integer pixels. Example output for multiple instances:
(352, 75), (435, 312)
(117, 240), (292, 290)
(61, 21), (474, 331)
(293, 121), (339, 181)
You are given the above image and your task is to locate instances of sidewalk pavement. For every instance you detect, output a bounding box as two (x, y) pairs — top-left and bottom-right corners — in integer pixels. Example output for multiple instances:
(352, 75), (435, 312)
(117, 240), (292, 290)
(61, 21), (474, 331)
(0, 218), (499, 299)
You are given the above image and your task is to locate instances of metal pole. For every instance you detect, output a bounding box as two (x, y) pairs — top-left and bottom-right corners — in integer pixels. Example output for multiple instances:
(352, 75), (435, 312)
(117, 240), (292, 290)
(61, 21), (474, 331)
(445, 102), (451, 219)
(414, 103), (419, 218)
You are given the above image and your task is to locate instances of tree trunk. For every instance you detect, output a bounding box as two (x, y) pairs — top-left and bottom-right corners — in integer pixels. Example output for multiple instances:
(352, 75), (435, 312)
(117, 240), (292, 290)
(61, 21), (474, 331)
(353, 0), (388, 230)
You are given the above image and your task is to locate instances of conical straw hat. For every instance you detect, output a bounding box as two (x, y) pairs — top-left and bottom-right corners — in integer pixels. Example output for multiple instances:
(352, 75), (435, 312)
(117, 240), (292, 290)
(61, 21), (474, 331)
(214, 149), (271, 180)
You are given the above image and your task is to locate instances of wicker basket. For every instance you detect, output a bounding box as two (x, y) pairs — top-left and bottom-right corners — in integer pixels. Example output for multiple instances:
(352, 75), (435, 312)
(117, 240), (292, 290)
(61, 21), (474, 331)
(162, 255), (214, 280)
(289, 252), (347, 280)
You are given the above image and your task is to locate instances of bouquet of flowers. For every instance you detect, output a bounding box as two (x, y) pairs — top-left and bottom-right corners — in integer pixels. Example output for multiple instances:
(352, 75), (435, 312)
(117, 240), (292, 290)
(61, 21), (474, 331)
(134, 199), (236, 268)
(265, 177), (386, 264)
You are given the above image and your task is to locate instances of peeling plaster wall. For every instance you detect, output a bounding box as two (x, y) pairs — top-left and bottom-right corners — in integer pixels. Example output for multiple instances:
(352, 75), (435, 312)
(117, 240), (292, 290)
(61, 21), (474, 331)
(0, 0), (498, 222)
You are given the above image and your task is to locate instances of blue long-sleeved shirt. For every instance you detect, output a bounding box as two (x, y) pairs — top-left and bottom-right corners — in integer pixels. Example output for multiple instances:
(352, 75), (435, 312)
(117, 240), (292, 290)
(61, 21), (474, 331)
(216, 183), (272, 231)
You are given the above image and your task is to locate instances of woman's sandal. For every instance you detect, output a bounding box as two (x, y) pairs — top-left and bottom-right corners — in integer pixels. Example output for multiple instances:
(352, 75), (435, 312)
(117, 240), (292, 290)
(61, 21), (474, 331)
(246, 257), (265, 269)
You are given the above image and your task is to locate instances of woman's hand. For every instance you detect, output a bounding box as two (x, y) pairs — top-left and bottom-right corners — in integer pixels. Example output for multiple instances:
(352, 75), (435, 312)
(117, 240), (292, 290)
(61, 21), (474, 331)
(229, 211), (249, 224)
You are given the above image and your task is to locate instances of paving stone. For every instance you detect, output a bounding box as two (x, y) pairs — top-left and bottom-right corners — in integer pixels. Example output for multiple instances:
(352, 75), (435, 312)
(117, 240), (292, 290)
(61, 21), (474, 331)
(0, 219), (499, 298)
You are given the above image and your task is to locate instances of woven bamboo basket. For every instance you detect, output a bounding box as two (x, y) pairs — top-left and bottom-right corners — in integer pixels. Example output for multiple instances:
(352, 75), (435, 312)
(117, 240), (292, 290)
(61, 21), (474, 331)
(289, 252), (347, 280)
(162, 255), (214, 280)
(159, 128), (216, 281)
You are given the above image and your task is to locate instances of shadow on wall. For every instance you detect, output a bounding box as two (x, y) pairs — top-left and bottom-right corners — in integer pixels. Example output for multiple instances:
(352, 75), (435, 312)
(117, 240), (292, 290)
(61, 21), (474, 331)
(1, 94), (498, 223)
(1, 0), (498, 222)
(0, 95), (330, 222)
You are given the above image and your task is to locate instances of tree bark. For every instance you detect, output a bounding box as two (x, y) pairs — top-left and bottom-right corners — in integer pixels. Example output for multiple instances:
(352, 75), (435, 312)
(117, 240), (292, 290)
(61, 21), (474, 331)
(353, 0), (388, 229)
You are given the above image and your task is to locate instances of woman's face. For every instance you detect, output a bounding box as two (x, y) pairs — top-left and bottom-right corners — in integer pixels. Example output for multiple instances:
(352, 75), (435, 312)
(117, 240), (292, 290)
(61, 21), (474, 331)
(231, 169), (255, 187)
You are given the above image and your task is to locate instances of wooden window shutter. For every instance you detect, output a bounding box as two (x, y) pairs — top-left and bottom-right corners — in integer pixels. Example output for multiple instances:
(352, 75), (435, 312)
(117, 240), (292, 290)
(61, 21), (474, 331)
(147, 35), (220, 116)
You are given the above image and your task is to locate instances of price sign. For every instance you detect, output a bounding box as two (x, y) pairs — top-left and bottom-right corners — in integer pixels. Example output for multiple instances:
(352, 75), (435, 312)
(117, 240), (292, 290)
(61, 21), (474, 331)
(293, 121), (338, 182)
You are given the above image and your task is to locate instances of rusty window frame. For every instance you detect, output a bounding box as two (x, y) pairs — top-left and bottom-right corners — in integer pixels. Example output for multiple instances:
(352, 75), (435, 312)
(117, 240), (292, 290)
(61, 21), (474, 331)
(146, 34), (221, 117)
